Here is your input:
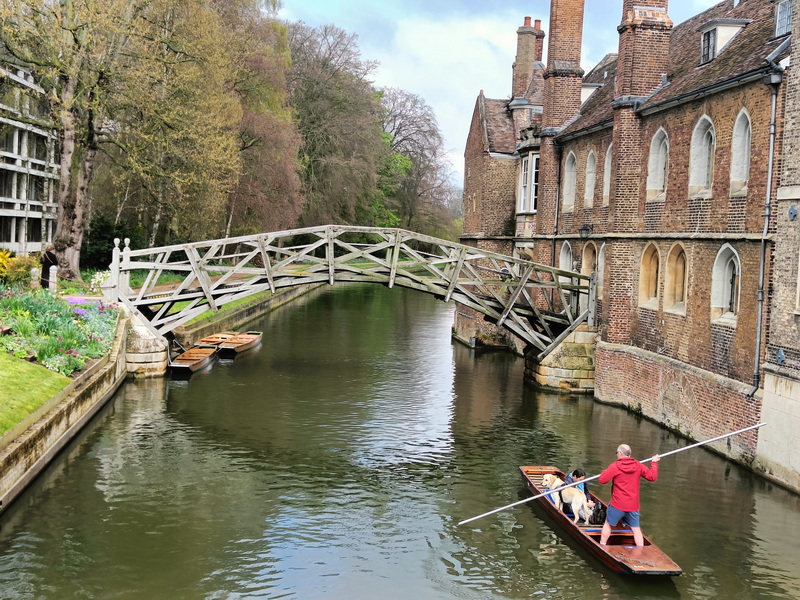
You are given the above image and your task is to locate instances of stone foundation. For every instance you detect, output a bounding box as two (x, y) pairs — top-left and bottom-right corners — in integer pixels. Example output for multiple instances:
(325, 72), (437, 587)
(525, 324), (597, 392)
(757, 367), (800, 493)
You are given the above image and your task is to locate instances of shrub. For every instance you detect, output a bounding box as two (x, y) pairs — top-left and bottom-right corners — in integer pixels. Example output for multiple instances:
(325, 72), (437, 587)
(0, 253), (41, 287)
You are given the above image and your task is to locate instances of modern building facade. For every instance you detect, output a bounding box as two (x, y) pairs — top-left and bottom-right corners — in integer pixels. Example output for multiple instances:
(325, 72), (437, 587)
(0, 61), (59, 255)
(458, 0), (798, 489)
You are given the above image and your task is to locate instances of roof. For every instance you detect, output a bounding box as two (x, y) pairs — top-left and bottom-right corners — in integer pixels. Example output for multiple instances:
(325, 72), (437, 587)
(640, 0), (789, 112)
(557, 0), (790, 139)
(481, 95), (517, 154)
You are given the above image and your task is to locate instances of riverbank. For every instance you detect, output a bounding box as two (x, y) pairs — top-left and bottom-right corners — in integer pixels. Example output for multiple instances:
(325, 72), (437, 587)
(0, 284), (323, 515)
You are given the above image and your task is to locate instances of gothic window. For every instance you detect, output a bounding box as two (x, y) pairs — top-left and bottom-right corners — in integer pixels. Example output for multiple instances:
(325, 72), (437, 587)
(730, 110), (751, 195)
(711, 244), (741, 321)
(518, 152), (540, 213)
(665, 245), (687, 313)
(584, 151), (596, 207)
(639, 244), (660, 309)
(776, 0), (793, 36)
(562, 152), (577, 210)
(689, 116), (715, 196)
(603, 144), (612, 206)
(646, 128), (669, 199)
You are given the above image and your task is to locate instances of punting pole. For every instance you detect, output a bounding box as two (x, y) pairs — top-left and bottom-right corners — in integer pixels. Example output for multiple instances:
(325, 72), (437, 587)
(457, 422), (765, 527)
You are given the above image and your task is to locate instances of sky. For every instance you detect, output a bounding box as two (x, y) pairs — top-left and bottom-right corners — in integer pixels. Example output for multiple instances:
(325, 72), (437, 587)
(277, 0), (720, 185)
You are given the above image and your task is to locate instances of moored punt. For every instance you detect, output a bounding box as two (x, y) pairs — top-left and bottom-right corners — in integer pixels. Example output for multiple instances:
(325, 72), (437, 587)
(170, 344), (218, 376)
(217, 331), (263, 355)
(519, 466), (682, 576)
(194, 331), (238, 346)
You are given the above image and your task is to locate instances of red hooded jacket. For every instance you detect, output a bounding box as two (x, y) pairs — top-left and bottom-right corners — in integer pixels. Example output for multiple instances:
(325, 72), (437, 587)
(598, 457), (658, 512)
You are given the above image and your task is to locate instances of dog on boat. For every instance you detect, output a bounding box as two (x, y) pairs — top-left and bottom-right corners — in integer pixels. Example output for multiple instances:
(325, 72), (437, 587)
(589, 500), (607, 525)
(541, 473), (594, 525)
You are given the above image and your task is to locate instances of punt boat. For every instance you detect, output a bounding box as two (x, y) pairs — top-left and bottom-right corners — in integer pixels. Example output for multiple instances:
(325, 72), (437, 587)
(519, 465), (682, 576)
(170, 344), (218, 375)
(194, 331), (238, 346)
(217, 331), (263, 355)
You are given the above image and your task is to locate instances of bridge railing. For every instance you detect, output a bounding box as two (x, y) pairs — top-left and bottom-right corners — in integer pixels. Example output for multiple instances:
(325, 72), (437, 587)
(110, 225), (595, 358)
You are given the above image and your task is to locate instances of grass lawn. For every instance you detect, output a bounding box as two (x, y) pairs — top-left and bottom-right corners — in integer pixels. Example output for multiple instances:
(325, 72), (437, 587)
(0, 352), (71, 437)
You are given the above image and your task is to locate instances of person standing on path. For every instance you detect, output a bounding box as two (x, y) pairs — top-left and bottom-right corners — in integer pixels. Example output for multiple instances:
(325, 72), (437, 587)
(598, 443), (659, 547)
(40, 244), (58, 291)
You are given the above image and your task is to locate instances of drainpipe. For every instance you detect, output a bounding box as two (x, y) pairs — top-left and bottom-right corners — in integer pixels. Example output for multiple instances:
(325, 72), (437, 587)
(552, 139), (563, 268)
(748, 40), (789, 398)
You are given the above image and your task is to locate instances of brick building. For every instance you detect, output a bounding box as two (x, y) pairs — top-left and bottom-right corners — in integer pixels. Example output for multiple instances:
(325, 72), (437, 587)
(0, 61), (59, 255)
(459, 0), (797, 486)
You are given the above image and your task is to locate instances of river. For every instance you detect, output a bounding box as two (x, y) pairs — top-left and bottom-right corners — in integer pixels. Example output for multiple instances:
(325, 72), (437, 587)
(1, 284), (799, 599)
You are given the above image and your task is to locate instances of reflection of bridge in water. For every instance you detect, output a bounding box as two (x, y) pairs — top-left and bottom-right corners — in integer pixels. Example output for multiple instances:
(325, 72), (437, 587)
(109, 225), (595, 360)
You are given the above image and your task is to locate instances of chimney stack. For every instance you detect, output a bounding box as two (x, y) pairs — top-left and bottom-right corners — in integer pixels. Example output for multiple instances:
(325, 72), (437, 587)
(542, 0), (585, 128)
(512, 16), (546, 99)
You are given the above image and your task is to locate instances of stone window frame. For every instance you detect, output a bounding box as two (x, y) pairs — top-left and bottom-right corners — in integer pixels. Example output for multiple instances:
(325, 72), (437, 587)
(776, 0), (793, 37)
(638, 243), (660, 310)
(562, 151), (577, 211)
(584, 150), (596, 207)
(689, 116), (716, 197)
(518, 152), (540, 214)
(795, 247), (800, 313)
(664, 243), (688, 315)
(711, 243), (741, 323)
(597, 243), (606, 297)
(730, 109), (751, 196)
(646, 127), (669, 200)
(603, 144), (612, 206)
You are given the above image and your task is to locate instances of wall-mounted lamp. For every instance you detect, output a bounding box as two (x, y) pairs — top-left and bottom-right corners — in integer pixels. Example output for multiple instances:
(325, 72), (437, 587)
(789, 205), (797, 221)
(578, 224), (593, 240)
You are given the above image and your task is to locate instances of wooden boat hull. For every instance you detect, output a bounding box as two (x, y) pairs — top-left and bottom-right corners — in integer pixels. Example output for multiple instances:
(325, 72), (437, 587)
(170, 345), (218, 375)
(218, 331), (262, 355)
(520, 466), (682, 576)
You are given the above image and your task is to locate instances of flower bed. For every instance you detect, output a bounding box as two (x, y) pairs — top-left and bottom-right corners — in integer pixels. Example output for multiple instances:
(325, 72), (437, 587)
(0, 286), (120, 377)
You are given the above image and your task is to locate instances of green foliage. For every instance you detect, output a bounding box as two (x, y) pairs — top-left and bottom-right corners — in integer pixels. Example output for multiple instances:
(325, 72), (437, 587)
(82, 214), (146, 271)
(0, 252), (40, 287)
(0, 286), (119, 377)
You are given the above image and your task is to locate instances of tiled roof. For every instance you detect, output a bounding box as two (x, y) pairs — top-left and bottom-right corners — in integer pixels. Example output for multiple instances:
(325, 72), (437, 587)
(558, 0), (789, 138)
(482, 96), (517, 154)
(641, 0), (789, 112)
(558, 55), (618, 138)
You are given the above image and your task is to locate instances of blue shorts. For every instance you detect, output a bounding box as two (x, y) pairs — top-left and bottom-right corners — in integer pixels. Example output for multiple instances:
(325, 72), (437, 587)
(607, 505), (640, 528)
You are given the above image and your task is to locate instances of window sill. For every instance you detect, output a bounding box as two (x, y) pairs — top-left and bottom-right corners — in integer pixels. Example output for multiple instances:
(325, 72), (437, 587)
(688, 189), (713, 200)
(638, 299), (658, 311)
(646, 190), (666, 202)
(713, 313), (738, 327)
(729, 186), (748, 198)
(665, 303), (686, 316)
(516, 210), (538, 216)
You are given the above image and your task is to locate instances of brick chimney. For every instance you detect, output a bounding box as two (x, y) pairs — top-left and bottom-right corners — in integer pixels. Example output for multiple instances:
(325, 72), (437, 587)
(616, 0), (672, 98)
(512, 17), (546, 99)
(542, 0), (585, 129)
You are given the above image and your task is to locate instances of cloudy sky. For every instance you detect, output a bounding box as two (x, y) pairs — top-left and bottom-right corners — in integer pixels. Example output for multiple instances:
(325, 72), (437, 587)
(278, 0), (720, 185)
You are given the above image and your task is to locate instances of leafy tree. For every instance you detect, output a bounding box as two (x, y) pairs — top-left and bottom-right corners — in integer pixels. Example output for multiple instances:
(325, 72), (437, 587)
(287, 22), (390, 227)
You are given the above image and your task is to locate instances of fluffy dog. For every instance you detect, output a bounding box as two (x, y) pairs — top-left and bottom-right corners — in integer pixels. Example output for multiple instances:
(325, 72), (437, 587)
(541, 473), (594, 524)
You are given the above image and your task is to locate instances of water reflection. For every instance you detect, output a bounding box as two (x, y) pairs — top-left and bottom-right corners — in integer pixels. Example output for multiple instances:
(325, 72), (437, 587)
(0, 285), (798, 599)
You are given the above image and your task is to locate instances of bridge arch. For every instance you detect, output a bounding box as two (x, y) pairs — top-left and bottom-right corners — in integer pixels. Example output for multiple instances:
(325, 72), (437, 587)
(109, 225), (595, 360)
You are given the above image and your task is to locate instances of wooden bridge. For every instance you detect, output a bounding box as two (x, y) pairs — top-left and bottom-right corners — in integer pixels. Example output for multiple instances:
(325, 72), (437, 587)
(109, 225), (595, 360)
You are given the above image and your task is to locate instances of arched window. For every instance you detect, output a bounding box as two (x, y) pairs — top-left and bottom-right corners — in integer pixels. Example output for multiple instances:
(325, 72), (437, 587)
(731, 110), (751, 195)
(562, 152), (577, 210)
(559, 241), (573, 272)
(646, 128), (669, 199)
(603, 144), (612, 206)
(690, 116), (715, 195)
(639, 244), (660, 308)
(584, 151), (596, 207)
(711, 244), (741, 321)
(665, 244), (687, 313)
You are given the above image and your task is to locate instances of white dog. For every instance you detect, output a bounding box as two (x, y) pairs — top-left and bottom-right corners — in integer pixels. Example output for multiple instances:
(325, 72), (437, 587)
(542, 473), (593, 524)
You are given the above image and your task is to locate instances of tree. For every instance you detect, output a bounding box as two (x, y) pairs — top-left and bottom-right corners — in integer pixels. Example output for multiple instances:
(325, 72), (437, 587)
(379, 87), (461, 239)
(287, 22), (390, 226)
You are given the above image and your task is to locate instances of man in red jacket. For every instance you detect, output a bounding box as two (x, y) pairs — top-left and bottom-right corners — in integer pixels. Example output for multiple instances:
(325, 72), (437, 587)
(598, 444), (660, 547)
